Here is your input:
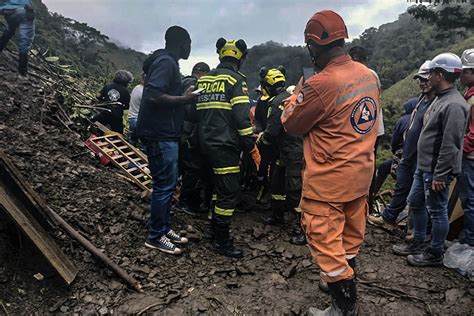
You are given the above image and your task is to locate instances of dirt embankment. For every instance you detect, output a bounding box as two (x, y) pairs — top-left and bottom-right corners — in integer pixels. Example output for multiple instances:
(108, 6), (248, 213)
(0, 56), (472, 315)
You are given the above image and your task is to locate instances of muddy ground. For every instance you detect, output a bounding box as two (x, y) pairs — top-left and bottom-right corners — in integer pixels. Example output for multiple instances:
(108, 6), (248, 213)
(0, 56), (473, 315)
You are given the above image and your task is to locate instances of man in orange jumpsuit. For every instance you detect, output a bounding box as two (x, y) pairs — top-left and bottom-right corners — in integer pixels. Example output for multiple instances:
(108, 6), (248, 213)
(282, 10), (380, 315)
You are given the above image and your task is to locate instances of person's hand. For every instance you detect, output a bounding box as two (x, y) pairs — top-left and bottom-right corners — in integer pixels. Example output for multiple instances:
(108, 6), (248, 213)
(432, 180), (447, 192)
(182, 85), (197, 102)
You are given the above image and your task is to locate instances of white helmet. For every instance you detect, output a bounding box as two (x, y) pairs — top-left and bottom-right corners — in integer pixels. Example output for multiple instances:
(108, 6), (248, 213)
(461, 49), (474, 69)
(413, 60), (431, 80)
(428, 53), (462, 74)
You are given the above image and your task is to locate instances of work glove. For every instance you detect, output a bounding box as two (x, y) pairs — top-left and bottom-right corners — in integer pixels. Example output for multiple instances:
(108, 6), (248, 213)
(250, 145), (261, 170)
(256, 132), (270, 147)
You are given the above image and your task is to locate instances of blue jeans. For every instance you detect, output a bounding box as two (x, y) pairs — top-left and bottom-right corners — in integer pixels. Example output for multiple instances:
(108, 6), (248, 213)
(1, 7), (35, 54)
(383, 158), (417, 223)
(408, 168), (452, 252)
(128, 117), (138, 147)
(458, 157), (474, 245)
(144, 140), (179, 241)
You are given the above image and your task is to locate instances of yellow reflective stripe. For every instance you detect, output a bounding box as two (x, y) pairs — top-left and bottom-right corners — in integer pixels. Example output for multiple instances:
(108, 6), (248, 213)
(230, 96), (250, 105)
(215, 206), (234, 216)
(213, 166), (240, 175)
(272, 194), (286, 201)
(238, 127), (253, 136)
(212, 194), (217, 201)
(199, 75), (237, 85)
(294, 207), (302, 213)
(278, 104), (284, 110)
(196, 102), (232, 110)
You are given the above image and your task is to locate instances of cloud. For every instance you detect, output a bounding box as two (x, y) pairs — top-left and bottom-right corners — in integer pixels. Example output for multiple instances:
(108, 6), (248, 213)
(42, 0), (410, 74)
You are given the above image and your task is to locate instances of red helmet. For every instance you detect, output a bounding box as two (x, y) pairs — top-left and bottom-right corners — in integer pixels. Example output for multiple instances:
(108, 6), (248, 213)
(304, 10), (348, 46)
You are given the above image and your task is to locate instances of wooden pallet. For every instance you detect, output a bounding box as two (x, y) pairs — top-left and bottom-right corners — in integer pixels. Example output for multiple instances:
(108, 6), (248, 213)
(88, 133), (152, 192)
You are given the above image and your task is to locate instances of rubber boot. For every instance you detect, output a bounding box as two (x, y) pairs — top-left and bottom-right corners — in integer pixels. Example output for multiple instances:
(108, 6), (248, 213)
(309, 278), (357, 316)
(18, 53), (28, 76)
(320, 259), (356, 295)
(212, 221), (243, 258)
(290, 212), (307, 245)
(263, 201), (285, 225)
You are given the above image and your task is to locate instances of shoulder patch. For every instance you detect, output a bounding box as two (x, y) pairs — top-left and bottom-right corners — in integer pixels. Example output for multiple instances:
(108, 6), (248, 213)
(350, 97), (378, 134)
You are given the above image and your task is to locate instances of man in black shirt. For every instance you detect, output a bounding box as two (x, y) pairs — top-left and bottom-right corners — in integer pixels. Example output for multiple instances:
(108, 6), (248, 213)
(92, 70), (133, 134)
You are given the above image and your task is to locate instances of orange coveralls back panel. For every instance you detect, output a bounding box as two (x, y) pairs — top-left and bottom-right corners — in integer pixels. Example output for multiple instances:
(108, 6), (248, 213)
(282, 55), (380, 204)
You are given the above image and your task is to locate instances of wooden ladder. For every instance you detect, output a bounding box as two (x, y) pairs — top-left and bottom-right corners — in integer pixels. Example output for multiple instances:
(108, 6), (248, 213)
(88, 133), (152, 192)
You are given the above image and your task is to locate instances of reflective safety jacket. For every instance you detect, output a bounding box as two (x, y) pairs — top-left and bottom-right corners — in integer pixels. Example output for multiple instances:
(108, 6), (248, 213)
(195, 62), (254, 153)
(263, 89), (303, 164)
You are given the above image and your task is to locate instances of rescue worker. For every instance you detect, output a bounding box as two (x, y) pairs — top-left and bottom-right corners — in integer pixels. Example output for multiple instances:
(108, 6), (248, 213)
(257, 66), (305, 245)
(195, 38), (257, 258)
(177, 62), (211, 216)
(92, 70), (133, 134)
(282, 10), (380, 315)
(254, 85), (277, 204)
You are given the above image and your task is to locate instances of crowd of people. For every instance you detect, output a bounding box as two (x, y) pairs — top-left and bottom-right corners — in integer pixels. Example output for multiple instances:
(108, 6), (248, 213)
(2, 3), (473, 315)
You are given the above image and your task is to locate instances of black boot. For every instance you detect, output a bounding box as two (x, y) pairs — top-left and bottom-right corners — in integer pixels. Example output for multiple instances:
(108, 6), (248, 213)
(309, 278), (357, 316)
(18, 53), (28, 76)
(290, 212), (307, 245)
(212, 221), (243, 258)
(263, 202), (284, 225)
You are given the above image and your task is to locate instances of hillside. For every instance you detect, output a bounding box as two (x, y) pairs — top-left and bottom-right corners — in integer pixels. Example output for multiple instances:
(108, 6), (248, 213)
(30, 0), (145, 79)
(382, 34), (474, 137)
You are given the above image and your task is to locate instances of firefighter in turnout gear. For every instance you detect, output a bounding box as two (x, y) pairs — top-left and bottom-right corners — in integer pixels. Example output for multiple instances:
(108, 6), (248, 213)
(195, 38), (256, 258)
(257, 67), (305, 245)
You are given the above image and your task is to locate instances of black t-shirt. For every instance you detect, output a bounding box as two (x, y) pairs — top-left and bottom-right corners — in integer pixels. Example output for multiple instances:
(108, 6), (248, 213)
(98, 82), (131, 119)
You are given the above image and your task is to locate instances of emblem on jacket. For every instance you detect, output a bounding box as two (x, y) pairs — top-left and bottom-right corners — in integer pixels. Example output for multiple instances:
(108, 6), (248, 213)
(108, 89), (121, 102)
(350, 97), (377, 134)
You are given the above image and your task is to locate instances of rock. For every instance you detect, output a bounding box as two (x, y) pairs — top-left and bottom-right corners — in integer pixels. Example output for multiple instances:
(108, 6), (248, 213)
(98, 306), (108, 315)
(282, 250), (294, 259)
(274, 246), (286, 254)
(268, 273), (288, 285)
(249, 243), (269, 252)
(252, 227), (266, 239)
(59, 306), (69, 313)
(226, 281), (239, 289)
(33, 273), (44, 281)
(445, 288), (465, 304)
(236, 266), (255, 275)
(301, 259), (313, 268)
(83, 295), (93, 303)
(282, 263), (298, 278)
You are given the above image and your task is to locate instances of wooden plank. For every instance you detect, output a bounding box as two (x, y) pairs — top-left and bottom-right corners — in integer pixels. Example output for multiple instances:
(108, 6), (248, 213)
(0, 183), (77, 285)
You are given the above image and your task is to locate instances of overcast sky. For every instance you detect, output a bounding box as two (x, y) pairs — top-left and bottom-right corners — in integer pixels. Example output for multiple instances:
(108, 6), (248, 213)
(42, 0), (411, 74)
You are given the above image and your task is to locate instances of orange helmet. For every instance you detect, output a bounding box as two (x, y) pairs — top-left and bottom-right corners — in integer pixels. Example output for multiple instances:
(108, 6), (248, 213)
(304, 10), (348, 46)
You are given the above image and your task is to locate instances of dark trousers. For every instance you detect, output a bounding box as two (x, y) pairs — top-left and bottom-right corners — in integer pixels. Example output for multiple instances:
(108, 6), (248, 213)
(92, 111), (123, 134)
(382, 158), (417, 223)
(257, 144), (278, 181)
(144, 140), (179, 240)
(373, 159), (393, 195)
(206, 149), (241, 224)
(270, 160), (302, 213)
(179, 143), (204, 208)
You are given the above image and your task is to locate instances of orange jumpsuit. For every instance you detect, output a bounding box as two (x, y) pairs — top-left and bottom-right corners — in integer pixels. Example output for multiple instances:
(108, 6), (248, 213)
(281, 55), (380, 283)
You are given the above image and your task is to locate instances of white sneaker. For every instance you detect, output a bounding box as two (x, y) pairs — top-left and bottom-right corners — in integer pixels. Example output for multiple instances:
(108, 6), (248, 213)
(166, 229), (188, 244)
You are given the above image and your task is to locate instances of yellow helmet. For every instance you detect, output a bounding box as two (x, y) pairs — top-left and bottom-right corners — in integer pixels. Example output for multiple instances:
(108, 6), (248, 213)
(216, 38), (247, 61)
(260, 67), (286, 87)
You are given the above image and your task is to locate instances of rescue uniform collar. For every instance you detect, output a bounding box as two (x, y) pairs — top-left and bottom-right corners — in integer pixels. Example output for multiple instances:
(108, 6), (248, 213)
(217, 62), (239, 73)
(327, 54), (352, 67)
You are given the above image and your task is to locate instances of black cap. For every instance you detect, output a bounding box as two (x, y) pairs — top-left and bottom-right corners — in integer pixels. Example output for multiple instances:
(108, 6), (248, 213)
(192, 62), (210, 74)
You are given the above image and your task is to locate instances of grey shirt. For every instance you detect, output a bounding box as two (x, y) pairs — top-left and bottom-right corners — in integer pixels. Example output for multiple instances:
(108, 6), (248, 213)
(417, 87), (470, 181)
